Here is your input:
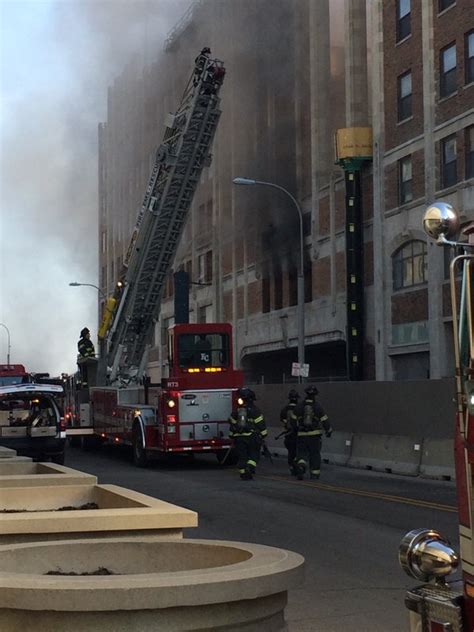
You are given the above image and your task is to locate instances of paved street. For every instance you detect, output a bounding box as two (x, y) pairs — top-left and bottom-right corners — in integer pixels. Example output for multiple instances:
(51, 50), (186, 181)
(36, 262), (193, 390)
(65, 439), (459, 632)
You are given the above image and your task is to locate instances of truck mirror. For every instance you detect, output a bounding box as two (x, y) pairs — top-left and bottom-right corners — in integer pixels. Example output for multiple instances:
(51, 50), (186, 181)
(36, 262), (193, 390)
(423, 201), (460, 241)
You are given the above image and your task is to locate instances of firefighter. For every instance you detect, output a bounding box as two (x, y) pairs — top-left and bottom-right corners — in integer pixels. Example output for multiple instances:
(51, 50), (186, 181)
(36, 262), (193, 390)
(294, 385), (332, 480)
(78, 328), (95, 358)
(229, 387), (267, 480)
(193, 47), (211, 86)
(77, 328), (95, 387)
(280, 389), (299, 476)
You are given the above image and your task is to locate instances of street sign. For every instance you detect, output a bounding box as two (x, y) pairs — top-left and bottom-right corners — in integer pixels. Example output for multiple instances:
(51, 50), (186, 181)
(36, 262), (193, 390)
(291, 363), (310, 377)
(300, 363), (310, 378)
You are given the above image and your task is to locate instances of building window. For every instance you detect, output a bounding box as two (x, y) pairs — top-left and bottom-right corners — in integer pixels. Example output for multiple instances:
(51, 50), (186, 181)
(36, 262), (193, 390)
(397, 0), (411, 41)
(399, 156), (413, 204)
(466, 127), (474, 180)
(262, 277), (270, 313)
(466, 31), (474, 84)
(288, 268), (297, 307)
(441, 135), (457, 188)
(274, 271), (283, 310)
(439, 0), (455, 11)
(197, 251), (212, 284)
(398, 71), (412, 121)
(440, 43), (457, 97)
(393, 241), (427, 290)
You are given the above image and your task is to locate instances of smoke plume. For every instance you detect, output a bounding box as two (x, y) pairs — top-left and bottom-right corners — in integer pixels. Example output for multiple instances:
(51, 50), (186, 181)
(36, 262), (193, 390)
(0, 0), (187, 375)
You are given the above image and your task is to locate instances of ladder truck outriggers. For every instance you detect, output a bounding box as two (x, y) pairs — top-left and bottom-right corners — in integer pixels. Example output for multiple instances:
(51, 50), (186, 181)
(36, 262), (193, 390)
(398, 201), (474, 630)
(71, 51), (243, 466)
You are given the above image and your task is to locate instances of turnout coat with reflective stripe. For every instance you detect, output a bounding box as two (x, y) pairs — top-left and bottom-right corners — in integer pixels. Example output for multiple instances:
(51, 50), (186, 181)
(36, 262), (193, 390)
(295, 398), (331, 436)
(229, 403), (267, 438)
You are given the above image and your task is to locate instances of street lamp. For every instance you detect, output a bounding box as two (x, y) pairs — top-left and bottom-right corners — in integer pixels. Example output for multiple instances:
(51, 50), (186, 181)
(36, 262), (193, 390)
(69, 282), (106, 301)
(0, 323), (11, 365)
(232, 177), (306, 379)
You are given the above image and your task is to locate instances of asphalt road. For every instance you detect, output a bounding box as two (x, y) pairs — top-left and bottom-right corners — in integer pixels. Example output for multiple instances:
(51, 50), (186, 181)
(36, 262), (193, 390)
(65, 441), (459, 632)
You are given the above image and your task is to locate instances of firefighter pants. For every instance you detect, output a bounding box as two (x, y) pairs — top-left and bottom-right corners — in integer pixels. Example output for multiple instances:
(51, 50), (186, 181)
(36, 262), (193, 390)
(296, 434), (322, 476)
(234, 434), (259, 477)
(284, 433), (297, 469)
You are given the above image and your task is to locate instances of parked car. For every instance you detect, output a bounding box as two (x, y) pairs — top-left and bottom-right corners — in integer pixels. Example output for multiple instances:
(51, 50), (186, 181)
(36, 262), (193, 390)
(0, 383), (66, 463)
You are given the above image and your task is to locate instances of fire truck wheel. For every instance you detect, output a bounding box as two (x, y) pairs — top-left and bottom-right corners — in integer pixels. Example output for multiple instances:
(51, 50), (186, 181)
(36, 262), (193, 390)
(132, 425), (149, 468)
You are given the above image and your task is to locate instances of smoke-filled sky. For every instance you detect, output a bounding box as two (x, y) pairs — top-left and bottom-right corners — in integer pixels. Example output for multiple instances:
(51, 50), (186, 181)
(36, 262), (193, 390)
(0, 0), (187, 376)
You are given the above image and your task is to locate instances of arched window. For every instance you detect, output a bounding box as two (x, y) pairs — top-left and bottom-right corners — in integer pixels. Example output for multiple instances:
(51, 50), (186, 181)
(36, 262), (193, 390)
(392, 240), (427, 290)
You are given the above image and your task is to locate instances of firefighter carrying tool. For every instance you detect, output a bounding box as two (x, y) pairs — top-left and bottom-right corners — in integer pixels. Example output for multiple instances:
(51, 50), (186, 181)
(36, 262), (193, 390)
(399, 202), (474, 631)
(229, 388), (267, 480)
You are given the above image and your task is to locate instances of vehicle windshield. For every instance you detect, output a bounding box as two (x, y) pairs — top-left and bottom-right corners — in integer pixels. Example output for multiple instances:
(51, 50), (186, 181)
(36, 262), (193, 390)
(0, 394), (59, 427)
(178, 333), (229, 368)
(0, 375), (29, 387)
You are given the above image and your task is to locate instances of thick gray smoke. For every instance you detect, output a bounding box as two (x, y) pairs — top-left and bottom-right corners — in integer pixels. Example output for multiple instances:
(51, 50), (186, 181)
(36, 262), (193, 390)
(0, 0), (187, 375)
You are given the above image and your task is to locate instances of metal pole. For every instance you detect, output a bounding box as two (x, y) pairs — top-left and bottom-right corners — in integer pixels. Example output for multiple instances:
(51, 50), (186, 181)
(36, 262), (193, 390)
(0, 323), (11, 365)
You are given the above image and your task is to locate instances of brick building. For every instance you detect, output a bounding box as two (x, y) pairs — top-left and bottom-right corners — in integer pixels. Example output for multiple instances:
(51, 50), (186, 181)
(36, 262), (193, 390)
(98, 0), (474, 383)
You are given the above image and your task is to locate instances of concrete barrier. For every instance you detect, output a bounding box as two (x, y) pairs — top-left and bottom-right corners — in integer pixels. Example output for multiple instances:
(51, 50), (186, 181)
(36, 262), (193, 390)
(322, 432), (353, 466)
(347, 434), (422, 476)
(419, 438), (455, 480)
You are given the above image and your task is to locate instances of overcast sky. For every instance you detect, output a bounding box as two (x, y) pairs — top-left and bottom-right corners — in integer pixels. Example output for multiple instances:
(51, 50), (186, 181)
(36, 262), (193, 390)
(0, 0), (186, 376)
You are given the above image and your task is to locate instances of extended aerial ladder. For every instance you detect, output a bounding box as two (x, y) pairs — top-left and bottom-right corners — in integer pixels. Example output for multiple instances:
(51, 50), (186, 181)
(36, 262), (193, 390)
(98, 52), (225, 385)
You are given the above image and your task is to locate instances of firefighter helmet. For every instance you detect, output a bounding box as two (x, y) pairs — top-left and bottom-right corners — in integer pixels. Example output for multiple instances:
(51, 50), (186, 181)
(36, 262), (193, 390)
(80, 327), (90, 337)
(305, 385), (319, 397)
(288, 389), (299, 401)
(238, 387), (256, 402)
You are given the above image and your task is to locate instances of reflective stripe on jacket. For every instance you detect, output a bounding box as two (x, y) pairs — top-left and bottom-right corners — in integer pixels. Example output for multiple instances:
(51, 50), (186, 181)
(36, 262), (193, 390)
(78, 338), (95, 358)
(295, 398), (330, 436)
(229, 404), (267, 438)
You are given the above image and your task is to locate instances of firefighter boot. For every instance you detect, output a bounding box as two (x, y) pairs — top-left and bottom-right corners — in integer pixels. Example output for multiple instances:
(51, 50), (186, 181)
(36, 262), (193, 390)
(310, 471), (320, 480)
(296, 462), (306, 481)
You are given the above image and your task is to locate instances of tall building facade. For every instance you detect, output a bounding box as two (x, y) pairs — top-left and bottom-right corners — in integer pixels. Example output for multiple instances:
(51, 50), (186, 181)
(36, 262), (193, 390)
(98, 0), (474, 383)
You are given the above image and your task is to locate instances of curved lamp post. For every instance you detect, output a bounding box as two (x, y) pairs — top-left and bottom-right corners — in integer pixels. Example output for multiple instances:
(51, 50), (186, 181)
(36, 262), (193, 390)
(69, 282), (106, 301)
(0, 323), (11, 365)
(232, 177), (305, 379)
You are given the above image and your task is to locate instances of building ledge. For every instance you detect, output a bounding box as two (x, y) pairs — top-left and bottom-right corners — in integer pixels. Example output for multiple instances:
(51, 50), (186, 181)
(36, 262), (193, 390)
(388, 343), (429, 356)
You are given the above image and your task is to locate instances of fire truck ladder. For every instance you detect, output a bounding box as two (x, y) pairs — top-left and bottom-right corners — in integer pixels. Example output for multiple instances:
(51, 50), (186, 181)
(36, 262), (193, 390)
(105, 55), (225, 384)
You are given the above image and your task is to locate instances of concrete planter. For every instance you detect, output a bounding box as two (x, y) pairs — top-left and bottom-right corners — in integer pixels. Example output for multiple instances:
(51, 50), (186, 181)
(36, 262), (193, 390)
(0, 447), (17, 457)
(0, 484), (197, 544)
(0, 456), (32, 462)
(0, 462), (97, 487)
(0, 537), (304, 631)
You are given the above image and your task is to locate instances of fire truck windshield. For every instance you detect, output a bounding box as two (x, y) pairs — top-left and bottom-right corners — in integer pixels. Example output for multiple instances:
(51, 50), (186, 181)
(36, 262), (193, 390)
(178, 333), (229, 369)
(0, 375), (29, 387)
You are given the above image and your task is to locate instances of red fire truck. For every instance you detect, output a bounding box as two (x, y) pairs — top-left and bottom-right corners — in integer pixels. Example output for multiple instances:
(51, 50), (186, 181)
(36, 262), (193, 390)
(68, 52), (244, 465)
(85, 323), (242, 466)
(399, 201), (474, 630)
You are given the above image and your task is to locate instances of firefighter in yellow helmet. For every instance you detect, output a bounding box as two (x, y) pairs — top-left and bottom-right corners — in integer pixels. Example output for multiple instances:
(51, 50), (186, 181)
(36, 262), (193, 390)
(294, 385), (332, 480)
(229, 388), (267, 480)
